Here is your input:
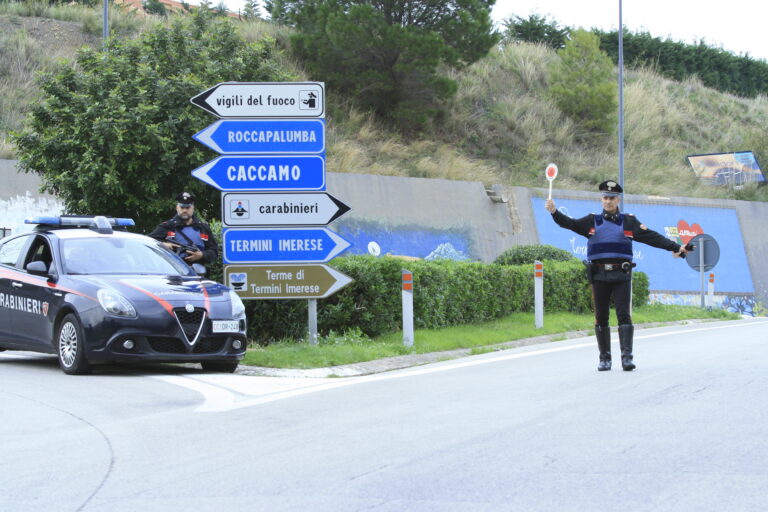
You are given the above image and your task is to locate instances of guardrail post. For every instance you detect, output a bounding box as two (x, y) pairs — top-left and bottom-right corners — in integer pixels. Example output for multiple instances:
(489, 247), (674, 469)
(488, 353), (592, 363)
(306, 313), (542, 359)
(534, 260), (544, 328)
(402, 269), (414, 347)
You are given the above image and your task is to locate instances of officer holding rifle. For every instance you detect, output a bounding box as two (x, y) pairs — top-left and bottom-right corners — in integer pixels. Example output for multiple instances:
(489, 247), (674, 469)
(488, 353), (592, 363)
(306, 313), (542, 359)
(149, 191), (218, 271)
(545, 180), (688, 372)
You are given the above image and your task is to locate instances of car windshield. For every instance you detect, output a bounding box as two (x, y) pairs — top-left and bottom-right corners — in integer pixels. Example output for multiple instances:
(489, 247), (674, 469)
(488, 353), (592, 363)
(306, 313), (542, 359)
(61, 237), (195, 276)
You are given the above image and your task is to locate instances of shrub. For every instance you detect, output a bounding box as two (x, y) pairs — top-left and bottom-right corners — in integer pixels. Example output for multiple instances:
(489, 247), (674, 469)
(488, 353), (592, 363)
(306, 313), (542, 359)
(241, 255), (649, 344)
(494, 244), (576, 265)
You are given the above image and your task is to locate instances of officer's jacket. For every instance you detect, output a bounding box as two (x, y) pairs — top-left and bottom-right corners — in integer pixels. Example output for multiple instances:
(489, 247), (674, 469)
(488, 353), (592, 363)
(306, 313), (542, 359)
(148, 215), (219, 264)
(551, 209), (681, 261)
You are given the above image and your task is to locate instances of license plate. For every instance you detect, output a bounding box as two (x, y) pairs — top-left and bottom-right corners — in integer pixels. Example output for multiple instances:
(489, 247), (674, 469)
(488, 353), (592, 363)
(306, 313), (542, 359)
(212, 320), (240, 333)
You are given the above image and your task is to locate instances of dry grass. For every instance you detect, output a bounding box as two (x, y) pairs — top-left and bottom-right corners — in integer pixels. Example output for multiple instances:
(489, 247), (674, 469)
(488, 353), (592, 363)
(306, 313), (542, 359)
(2, 6), (768, 201)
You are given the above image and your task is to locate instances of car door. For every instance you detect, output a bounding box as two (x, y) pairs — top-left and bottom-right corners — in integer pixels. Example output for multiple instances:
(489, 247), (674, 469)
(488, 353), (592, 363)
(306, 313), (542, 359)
(13, 235), (63, 348)
(0, 234), (34, 345)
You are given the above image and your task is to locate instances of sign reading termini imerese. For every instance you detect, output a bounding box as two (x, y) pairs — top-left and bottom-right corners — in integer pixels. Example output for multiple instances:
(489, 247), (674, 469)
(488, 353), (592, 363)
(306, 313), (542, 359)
(225, 264), (352, 299)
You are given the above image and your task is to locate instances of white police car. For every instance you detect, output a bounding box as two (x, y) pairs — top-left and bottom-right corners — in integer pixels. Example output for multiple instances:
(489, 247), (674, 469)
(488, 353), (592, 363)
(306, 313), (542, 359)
(0, 216), (247, 374)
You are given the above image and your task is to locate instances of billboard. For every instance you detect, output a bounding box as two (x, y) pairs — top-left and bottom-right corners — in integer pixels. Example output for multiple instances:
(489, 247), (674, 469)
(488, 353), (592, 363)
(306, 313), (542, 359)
(531, 197), (754, 294)
(686, 151), (765, 186)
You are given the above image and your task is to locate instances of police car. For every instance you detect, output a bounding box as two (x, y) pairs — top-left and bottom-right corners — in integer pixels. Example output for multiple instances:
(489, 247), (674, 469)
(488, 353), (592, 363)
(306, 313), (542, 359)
(0, 216), (247, 374)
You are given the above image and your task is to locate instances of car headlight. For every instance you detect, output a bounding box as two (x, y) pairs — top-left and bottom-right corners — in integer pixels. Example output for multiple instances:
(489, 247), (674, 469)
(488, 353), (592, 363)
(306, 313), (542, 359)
(98, 289), (137, 318)
(229, 290), (246, 319)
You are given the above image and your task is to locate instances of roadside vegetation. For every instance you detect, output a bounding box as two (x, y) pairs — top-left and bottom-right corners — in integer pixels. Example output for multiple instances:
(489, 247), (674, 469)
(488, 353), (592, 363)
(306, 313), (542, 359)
(242, 305), (739, 369)
(2, 1), (768, 200)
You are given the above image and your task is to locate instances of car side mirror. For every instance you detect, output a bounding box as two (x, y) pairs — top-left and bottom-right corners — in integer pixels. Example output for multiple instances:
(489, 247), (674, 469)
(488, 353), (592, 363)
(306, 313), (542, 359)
(26, 260), (50, 276)
(192, 263), (206, 276)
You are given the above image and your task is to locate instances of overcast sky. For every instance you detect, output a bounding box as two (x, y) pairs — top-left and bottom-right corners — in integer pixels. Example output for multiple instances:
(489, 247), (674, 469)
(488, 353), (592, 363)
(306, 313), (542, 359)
(492, 0), (768, 61)
(215, 0), (767, 62)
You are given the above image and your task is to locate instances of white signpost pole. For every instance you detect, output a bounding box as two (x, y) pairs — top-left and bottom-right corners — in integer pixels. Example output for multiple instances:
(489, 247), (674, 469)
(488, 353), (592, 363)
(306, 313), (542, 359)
(308, 298), (318, 345)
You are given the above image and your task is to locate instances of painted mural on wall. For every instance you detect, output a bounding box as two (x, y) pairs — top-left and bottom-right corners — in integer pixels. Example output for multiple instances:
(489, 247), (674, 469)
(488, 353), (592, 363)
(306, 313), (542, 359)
(531, 197), (757, 314)
(334, 218), (472, 261)
(0, 193), (63, 237)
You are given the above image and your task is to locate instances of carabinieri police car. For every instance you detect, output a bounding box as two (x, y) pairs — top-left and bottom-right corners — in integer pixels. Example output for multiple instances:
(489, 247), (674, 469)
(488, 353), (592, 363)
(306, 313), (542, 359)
(0, 216), (247, 374)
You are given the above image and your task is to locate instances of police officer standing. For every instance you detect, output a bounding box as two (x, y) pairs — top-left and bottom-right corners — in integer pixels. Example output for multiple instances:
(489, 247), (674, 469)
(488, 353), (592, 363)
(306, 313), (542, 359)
(149, 192), (219, 270)
(545, 180), (688, 371)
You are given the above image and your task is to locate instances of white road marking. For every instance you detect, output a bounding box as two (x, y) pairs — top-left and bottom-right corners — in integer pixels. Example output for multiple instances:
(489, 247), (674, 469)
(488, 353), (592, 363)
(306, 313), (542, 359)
(153, 319), (768, 413)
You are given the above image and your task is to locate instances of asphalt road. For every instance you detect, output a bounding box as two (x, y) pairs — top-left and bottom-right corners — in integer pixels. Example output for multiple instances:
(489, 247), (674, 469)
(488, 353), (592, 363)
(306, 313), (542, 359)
(1, 318), (767, 512)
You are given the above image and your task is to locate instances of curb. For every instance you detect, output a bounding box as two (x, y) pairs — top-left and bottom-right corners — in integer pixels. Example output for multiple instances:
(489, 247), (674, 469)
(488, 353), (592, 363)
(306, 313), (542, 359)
(234, 318), (719, 379)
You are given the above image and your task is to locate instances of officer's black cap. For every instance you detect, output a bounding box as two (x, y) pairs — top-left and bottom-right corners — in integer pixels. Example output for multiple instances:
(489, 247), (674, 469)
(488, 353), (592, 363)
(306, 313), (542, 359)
(176, 191), (195, 207)
(598, 180), (623, 197)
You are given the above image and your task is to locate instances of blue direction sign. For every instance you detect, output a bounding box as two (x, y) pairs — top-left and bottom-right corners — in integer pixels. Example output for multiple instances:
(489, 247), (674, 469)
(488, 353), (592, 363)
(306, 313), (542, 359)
(191, 155), (325, 191)
(193, 119), (325, 154)
(223, 227), (351, 264)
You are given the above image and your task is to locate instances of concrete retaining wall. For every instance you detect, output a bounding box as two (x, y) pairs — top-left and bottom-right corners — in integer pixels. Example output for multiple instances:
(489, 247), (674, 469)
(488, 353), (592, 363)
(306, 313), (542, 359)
(3, 159), (767, 312)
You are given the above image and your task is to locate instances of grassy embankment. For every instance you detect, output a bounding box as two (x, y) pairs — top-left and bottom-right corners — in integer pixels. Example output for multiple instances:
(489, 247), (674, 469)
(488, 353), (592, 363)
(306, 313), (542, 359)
(2, 2), (768, 201)
(242, 305), (739, 369)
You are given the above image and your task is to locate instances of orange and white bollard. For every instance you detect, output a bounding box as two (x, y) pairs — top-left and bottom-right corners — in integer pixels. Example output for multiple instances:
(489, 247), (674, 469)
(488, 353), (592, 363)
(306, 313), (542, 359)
(534, 260), (544, 328)
(402, 270), (414, 347)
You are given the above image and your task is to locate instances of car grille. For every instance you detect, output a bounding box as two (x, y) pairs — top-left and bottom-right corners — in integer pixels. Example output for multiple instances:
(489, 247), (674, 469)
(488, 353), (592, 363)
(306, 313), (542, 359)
(148, 337), (186, 354)
(173, 307), (206, 344)
(147, 336), (227, 354)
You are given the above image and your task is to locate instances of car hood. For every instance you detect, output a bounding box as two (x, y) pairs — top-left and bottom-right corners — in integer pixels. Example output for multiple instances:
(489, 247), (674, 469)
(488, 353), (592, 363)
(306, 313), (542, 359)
(72, 275), (231, 305)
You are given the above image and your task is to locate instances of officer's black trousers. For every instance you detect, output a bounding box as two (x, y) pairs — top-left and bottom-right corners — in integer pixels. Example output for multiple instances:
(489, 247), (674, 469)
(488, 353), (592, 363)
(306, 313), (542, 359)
(592, 279), (632, 327)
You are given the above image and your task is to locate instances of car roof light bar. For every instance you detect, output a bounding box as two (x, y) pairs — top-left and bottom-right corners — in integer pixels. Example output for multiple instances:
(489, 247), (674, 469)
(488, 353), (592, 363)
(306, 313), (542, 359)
(24, 215), (136, 232)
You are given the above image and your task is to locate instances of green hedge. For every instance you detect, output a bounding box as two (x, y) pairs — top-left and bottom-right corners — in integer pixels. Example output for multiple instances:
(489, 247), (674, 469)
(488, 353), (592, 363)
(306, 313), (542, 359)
(241, 255), (650, 344)
(494, 244), (575, 265)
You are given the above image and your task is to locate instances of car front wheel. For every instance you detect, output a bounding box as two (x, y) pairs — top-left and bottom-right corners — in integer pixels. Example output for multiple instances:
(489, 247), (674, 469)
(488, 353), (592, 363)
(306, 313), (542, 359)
(57, 314), (92, 375)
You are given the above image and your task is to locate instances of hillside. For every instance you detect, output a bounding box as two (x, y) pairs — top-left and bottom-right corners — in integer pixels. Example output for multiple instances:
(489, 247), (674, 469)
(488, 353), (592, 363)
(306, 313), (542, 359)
(2, 4), (767, 202)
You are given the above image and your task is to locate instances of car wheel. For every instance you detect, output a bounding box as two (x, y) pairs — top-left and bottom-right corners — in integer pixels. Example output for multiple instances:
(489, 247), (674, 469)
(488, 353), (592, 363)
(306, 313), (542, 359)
(201, 361), (238, 373)
(57, 314), (92, 375)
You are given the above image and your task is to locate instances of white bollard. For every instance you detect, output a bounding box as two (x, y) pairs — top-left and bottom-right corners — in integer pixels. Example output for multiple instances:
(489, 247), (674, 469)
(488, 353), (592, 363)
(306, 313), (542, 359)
(534, 260), (544, 328)
(402, 269), (414, 347)
(707, 273), (715, 309)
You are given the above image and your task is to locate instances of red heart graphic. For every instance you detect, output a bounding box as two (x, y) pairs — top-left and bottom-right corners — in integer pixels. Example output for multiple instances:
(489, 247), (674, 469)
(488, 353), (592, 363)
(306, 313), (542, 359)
(677, 220), (704, 245)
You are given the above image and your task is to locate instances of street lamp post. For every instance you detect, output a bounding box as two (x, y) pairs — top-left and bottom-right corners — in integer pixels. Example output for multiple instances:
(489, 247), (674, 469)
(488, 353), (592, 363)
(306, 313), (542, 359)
(103, 0), (109, 43)
(618, 0), (625, 207)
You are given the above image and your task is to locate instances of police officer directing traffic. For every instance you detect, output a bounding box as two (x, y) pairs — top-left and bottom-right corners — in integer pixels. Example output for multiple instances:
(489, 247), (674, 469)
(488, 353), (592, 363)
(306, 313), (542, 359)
(149, 192), (219, 269)
(545, 180), (688, 371)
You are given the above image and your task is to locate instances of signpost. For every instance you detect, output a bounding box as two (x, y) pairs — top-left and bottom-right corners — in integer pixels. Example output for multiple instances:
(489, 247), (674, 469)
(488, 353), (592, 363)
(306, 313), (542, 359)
(193, 119), (325, 155)
(191, 155), (326, 192)
(222, 192), (350, 227)
(225, 264), (353, 299)
(191, 81), (352, 345)
(190, 82), (325, 118)
(685, 233), (720, 308)
(222, 227), (351, 264)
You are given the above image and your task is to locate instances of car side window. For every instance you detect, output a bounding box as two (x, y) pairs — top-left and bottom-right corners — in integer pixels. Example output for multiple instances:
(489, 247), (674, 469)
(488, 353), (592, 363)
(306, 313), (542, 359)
(23, 236), (54, 272)
(0, 235), (30, 267)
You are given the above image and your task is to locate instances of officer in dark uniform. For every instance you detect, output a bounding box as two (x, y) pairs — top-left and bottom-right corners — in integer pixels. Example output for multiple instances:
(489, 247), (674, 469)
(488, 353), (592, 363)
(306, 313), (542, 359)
(149, 192), (219, 269)
(545, 180), (688, 371)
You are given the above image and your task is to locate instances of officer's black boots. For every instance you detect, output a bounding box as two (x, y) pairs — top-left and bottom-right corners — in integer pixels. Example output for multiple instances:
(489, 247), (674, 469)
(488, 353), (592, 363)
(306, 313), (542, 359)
(595, 325), (612, 371)
(619, 324), (635, 371)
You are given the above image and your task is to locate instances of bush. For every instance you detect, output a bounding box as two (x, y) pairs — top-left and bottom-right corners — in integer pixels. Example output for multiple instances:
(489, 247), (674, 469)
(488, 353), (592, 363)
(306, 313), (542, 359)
(494, 244), (576, 265)
(241, 255), (649, 344)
